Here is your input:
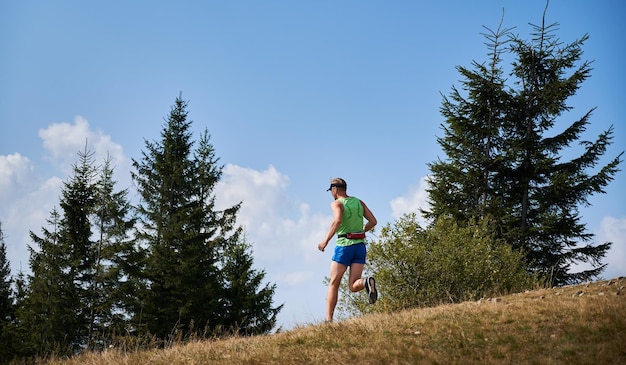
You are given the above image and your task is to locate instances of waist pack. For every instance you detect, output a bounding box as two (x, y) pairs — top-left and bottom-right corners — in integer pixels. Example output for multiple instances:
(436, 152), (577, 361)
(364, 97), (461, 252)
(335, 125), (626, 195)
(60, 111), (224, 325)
(338, 232), (366, 240)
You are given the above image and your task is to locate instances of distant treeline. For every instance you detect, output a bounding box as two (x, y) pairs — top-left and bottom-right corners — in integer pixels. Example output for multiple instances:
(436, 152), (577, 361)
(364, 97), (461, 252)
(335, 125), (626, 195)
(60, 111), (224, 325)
(0, 97), (282, 362)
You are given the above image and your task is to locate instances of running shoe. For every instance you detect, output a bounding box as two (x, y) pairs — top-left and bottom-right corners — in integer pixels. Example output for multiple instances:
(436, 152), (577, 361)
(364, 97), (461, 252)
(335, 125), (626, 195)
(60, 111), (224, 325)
(364, 276), (378, 304)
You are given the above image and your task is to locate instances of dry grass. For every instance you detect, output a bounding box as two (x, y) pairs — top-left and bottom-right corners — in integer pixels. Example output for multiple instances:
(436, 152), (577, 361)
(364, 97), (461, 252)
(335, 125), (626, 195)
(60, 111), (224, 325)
(47, 278), (625, 365)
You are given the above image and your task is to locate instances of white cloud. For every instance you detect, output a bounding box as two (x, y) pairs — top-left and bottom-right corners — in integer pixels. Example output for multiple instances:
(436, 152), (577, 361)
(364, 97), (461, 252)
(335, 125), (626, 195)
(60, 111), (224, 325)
(216, 164), (290, 228)
(390, 175), (430, 226)
(0, 153), (58, 274)
(0, 153), (34, 201)
(38, 116), (128, 177)
(1, 169), (63, 276)
(216, 164), (330, 264)
(282, 270), (315, 286)
(214, 164), (334, 327)
(596, 216), (626, 279)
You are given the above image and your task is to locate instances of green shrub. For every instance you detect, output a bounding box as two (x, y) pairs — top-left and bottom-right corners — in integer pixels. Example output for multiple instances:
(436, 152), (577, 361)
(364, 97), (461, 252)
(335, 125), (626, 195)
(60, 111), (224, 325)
(337, 214), (537, 317)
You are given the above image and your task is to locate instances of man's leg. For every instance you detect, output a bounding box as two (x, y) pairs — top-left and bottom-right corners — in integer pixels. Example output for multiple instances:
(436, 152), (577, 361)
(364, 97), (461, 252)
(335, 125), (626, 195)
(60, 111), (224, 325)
(348, 263), (366, 292)
(326, 261), (347, 322)
(350, 261), (378, 304)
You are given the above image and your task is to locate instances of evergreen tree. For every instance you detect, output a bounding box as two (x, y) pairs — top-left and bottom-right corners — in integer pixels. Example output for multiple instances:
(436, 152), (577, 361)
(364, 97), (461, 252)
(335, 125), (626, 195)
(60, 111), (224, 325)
(426, 9), (623, 286)
(179, 130), (240, 334)
(17, 147), (136, 356)
(18, 148), (99, 356)
(0, 221), (17, 362)
(220, 233), (283, 335)
(132, 96), (280, 339)
(132, 96), (200, 339)
(9, 271), (27, 359)
(18, 209), (72, 356)
(0, 222), (12, 319)
(56, 146), (99, 348)
(503, 15), (622, 285)
(87, 155), (138, 348)
(425, 19), (513, 225)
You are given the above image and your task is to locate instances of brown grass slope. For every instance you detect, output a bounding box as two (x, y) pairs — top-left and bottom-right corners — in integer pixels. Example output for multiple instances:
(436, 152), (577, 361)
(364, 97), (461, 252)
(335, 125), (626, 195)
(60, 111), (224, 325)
(50, 278), (625, 365)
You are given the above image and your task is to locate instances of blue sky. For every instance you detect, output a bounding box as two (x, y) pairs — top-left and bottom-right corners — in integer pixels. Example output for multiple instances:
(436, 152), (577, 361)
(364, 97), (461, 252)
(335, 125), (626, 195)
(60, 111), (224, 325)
(1, 1), (624, 330)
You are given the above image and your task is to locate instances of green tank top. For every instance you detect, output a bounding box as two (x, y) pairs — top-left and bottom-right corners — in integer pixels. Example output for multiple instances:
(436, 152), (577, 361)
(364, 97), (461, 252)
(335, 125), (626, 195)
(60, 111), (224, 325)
(336, 197), (364, 246)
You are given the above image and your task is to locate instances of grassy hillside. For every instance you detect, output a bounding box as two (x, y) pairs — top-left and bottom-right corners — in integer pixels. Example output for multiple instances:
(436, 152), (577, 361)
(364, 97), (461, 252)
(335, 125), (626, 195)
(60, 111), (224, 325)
(48, 278), (625, 365)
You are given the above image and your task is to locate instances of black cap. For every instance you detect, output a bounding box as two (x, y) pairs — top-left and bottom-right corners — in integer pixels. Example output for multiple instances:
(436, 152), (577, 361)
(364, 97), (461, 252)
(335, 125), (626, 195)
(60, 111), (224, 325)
(327, 183), (346, 191)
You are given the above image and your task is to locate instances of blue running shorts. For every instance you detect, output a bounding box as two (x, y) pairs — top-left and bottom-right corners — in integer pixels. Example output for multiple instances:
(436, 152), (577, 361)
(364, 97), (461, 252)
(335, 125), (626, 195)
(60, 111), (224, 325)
(332, 243), (366, 266)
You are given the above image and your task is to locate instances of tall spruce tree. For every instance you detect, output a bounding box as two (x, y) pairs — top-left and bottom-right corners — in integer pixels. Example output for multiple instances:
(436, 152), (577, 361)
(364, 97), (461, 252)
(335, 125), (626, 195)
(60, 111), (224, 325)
(18, 148), (99, 356)
(132, 96), (201, 339)
(0, 221), (16, 362)
(19, 208), (71, 356)
(503, 15), (622, 285)
(425, 19), (514, 225)
(18, 147), (136, 356)
(8, 271), (27, 360)
(220, 233), (283, 335)
(132, 96), (281, 339)
(0, 222), (12, 319)
(57, 146), (99, 347)
(426, 9), (622, 286)
(87, 155), (138, 348)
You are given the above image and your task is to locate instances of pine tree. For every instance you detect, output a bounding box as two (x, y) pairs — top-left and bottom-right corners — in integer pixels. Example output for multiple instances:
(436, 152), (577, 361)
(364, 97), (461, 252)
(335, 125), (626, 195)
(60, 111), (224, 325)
(0, 221), (17, 362)
(179, 130), (241, 333)
(132, 96), (281, 339)
(132, 96), (199, 339)
(425, 19), (514, 226)
(0, 222), (12, 319)
(426, 9), (623, 286)
(19, 209), (71, 356)
(220, 233), (283, 335)
(502, 15), (623, 285)
(87, 155), (138, 348)
(17, 147), (137, 356)
(18, 148), (100, 356)
(56, 146), (99, 348)
(9, 271), (27, 359)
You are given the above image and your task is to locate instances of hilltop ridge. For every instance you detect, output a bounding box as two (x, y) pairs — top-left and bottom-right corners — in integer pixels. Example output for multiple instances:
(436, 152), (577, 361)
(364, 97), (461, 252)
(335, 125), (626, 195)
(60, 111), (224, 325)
(49, 277), (626, 365)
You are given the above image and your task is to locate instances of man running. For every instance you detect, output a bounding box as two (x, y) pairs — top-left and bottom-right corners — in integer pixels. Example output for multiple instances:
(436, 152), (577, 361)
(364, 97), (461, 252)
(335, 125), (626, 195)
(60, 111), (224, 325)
(317, 177), (378, 322)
